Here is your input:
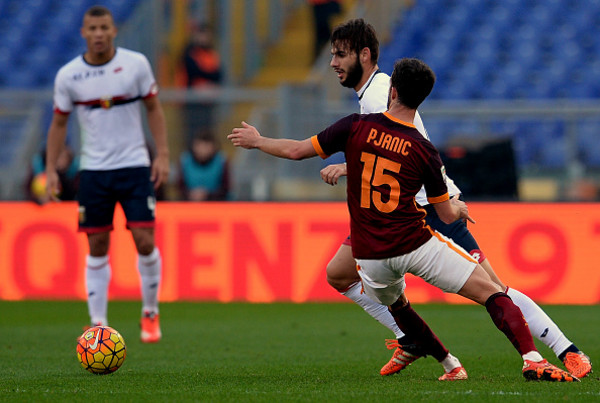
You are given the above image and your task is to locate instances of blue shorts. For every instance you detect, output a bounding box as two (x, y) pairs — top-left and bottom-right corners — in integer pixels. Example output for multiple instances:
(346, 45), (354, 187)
(421, 197), (486, 263)
(77, 167), (156, 233)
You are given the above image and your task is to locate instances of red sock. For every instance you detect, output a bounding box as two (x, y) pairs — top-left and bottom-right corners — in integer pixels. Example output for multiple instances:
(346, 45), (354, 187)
(485, 292), (537, 355)
(389, 301), (449, 361)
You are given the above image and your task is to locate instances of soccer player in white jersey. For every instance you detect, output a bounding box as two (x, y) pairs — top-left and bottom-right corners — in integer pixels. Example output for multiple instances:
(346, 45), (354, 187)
(45, 5), (169, 343)
(323, 18), (591, 378)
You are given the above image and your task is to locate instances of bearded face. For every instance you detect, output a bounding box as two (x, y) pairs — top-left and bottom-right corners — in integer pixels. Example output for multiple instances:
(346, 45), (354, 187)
(340, 56), (363, 89)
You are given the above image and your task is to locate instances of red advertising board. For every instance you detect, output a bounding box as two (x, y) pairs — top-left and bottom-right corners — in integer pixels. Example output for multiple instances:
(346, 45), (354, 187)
(0, 202), (598, 304)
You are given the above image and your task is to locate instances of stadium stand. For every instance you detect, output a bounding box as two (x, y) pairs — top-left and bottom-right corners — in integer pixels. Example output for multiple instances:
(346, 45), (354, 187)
(0, 0), (142, 88)
(0, 0), (142, 198)
(1, 0), (599, 200)
(376, 0), (600, 171)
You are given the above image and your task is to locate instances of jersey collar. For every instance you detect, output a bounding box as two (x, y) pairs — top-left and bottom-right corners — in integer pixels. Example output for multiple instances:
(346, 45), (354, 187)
(357, 69), (381, 100)
(383, 111), (416, 128)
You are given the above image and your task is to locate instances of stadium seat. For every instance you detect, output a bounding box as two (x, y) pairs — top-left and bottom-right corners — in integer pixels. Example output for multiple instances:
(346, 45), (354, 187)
(0, 0), (142, 89)
(379, 0), (600, 170)
(577, 121), (600, 167)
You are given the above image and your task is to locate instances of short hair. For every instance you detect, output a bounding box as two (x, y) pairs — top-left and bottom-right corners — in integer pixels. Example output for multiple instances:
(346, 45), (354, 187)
(331, 18), (379, 63)
(390, 58), (436, 109)
(85, 5), (113, 19)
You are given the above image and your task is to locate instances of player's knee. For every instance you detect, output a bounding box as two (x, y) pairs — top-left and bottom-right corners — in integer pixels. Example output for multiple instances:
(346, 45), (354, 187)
(326, 261), (360, 292)
(326, 273), (349, 292)
(133, 235), (155, 256)
(88, 233), (110, 256)
(136, 242), (155, 256)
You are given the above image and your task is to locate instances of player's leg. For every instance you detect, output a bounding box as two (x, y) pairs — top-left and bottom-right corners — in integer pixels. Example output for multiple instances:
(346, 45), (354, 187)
(78, 170), (116, 327)
(356, 257), (466, 380)
(479, 259), (591, 377)
(425, 202), (591, 376)
(119, 167), (162, 343)
(459, 272), (577, 382)
(388, 295), (467, 381)
(327, 242), (404, 337)
(328, 241), (426, 375)
(407, 235), (577, 381)
(501, 282), (592, 377)
(130, 226), (161, 314)
(85, 232), (111, 326)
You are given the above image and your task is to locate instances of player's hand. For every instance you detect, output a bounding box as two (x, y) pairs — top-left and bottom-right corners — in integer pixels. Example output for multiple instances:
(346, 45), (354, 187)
(151, 154), (170, 189)
(320, 163), (347, 185)
(450, 195), (475, 224)
(45, 170), (61, 202)
(228, 121), (261, 149)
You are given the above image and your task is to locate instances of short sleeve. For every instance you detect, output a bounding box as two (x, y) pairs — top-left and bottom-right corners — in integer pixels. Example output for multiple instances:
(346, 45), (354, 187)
(137, 54), (158, 98)
(53, 69), (73, 114)
(314, 114), (357, 158)
(421, 142), (449, 203)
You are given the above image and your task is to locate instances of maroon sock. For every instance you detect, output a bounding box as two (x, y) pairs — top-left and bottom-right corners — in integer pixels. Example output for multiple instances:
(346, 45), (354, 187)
(485, 292), (537, 355)
(389, 301), (449, 361)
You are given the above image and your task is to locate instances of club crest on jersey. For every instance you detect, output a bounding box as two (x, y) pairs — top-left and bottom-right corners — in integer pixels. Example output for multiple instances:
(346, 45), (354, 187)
(100, 96), (114, 109)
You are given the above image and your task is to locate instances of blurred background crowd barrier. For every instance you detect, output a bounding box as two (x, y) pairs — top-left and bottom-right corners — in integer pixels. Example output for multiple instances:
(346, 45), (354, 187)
(1, 0), (600, 202)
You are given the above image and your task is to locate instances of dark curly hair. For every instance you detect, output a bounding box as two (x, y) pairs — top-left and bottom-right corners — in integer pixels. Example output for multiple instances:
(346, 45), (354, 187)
(331, 18), (379, 63)
(390, 58), (436, 109)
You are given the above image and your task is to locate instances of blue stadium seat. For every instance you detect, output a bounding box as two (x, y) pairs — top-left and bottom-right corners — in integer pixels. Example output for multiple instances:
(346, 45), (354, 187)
(577, 121), (600, 167)
(380, 0), (600, 170)
(0, 118), (27, 167)
(0, 0), (142, 89)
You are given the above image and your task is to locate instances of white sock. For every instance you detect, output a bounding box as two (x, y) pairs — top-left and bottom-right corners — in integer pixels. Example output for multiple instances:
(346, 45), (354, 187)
(341, 282), (405, 338)
(440, 353), (461, 372)
(506, 287), (572, 358)
(138, 247), (161, 315)
(522, 351), (544, 362)
(86, 254), (110, 325)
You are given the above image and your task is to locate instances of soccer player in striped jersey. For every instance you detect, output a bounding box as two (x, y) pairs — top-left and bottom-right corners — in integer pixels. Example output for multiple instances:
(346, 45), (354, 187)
(45, 5), (168, 343)
(228, 57), (578, 382)
(322, 18), (591, 379)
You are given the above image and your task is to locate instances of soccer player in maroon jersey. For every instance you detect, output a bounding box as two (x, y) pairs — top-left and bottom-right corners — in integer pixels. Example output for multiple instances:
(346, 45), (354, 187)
(323, 18), (591, 379)
(229, 58), (577, 382)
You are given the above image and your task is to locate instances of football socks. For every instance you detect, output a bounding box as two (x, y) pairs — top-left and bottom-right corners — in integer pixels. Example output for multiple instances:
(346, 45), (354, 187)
(342, 281), (405, 338)
(138, 247), (162, 315)
(86, 254), (111, 325)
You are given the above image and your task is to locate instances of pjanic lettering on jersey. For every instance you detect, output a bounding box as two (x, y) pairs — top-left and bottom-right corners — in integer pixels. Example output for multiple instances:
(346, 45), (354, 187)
(366, 128), (411, 155)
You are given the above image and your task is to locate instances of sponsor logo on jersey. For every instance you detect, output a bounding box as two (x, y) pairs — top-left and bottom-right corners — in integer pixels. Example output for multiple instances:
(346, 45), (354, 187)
(72, 69), (105, 81)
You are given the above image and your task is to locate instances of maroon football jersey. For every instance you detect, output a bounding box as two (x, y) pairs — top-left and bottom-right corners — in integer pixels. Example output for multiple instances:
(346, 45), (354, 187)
(312, 112), (449, 259)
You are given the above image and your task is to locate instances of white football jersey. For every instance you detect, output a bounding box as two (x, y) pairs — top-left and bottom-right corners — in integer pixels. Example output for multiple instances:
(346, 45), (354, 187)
(53, 47), (157, 170)
(357, 69), (460, 206)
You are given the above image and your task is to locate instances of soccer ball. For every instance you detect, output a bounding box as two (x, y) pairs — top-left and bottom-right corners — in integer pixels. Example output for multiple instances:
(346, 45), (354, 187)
(30, 173), (61, 200)
(30, 173), (48, 199)
(76, 326), (126, 374)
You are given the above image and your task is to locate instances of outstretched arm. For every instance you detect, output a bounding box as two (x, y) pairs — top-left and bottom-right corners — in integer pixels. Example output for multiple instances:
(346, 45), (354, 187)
(228, 121), (317, 160)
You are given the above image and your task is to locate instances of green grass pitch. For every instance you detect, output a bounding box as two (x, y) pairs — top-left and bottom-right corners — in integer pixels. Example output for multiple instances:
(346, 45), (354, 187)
(0, 301), (597, 402)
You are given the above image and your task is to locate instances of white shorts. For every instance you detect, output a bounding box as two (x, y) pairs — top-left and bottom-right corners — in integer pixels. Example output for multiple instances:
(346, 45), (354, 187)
(355, 232), (478, 306)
